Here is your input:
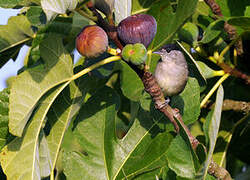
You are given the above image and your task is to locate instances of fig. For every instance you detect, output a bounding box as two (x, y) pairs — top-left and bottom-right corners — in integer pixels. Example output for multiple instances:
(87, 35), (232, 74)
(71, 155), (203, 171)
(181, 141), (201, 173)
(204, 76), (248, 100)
(76, 25), (108, 58)
(122, 43), (147, 65)
(117, 14), (157, 48)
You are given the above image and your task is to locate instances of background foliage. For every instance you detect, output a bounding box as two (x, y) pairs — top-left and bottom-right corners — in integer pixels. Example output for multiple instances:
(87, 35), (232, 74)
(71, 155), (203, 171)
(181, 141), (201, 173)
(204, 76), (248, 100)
(0, 0), (250, 179)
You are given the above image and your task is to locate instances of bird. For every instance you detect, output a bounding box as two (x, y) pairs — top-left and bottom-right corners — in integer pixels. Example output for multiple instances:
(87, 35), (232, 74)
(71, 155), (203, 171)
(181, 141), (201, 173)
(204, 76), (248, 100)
(154, 45), (188, 97)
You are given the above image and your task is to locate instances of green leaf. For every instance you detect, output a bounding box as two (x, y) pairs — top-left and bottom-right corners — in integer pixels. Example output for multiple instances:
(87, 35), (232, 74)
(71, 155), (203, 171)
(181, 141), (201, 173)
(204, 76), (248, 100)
(228, 17), (250, 30)
(245, 6), (250, 17)
(39, 131), (52, 177)
(215, 0), (250, 17)
(178, 22), (199, 45)
(166, 134), (199, 179)
(0, 15), (34, 67)
(0, 0), (40, 8)
(196, 61), (224, 79)
(148, 0), (198, 51)
(9, 35), (73, 137)
(176, 41), (206, 82)
(114, 0), (131, 24)
(0, 82), (69, 180)
(171, 77), (200, 125)
(201, 85), (224, 179)
(63, 86), (175, 179)
(93, 0), (115, 16)
(0, 88), (9, 150)
(200, 19), (225, 44)
(27, 6), (47, 26)
(45, 80), (84, 175)
(63, 86), (120, 179)
(41, 0), (79, 21)
(212, 125), (233, 167)
(131, 0), (156, 14)
(120, 61), (144, 102)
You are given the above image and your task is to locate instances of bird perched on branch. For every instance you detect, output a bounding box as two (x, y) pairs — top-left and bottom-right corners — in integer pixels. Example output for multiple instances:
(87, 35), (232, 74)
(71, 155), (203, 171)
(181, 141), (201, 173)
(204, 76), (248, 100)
(154, 44), (188, 97)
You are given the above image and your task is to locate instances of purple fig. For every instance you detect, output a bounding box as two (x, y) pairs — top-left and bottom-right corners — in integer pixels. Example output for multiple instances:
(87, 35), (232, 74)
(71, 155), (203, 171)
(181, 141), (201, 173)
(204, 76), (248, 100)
(117, 14), (157, 48)
(76, 25), (108, 58)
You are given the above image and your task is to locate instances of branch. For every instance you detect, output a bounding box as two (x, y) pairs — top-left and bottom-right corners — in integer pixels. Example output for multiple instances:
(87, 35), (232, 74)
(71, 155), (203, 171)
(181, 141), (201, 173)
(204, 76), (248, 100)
(86, 2), (123, 50)
(219, 62), (250, 85)
(205, 99), (250, 114)
(204, 0), (243, 55)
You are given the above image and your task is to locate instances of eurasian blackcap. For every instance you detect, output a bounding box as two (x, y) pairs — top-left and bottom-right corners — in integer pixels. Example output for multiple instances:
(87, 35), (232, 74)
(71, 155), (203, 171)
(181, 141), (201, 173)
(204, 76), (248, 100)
(154, 45), (188, 97)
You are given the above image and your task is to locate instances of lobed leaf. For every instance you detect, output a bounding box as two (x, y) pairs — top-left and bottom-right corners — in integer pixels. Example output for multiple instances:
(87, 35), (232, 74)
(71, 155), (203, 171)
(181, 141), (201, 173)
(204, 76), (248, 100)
(201, 85), (224, 179)
(27, 6), (47, 27)
(166, 135), (199, 179)
(171, 77), (200, 125)
(63, 86), (176, 179)
(200, 19), (225, 44)
(41, 0), (79, 21)
(0, 82), (69, 180)
(0, 15), (34, 67)
(9, 35), (73, 137)
(120, 61), (144, 102)
(228, 17), (250, 30)
(148, 0), (198, 51)
(0, 88), (9, 150)
(0, 0), (40, 8)
(45, 80), (84, 175)
(114, 0), (132, 24)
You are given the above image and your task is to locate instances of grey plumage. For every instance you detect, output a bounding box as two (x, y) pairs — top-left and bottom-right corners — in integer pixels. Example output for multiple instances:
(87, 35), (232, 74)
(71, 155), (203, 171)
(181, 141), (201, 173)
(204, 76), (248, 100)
(154, 49), (188, 96)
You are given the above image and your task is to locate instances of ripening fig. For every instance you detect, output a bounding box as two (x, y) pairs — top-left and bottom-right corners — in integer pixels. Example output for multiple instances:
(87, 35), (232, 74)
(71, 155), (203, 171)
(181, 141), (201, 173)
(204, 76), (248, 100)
(122, 43), (147, 65)
(117, 14), (157, 48)
(76, 25), (108, 58)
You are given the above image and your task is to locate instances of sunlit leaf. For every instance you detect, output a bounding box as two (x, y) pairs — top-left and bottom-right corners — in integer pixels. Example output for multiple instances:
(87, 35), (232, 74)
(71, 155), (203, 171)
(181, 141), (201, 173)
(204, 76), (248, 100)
(201, 85), (224, 179)
(0, 15), (34, 67)
(0, 88), (9, 150)
(9, 35), (73, 136)
(0, 0), (40, 8)
(0, 82), (69, 180)
(45, 80), (84, 175)
(41, 0), (79, 21)
(114, 0), (131, 24)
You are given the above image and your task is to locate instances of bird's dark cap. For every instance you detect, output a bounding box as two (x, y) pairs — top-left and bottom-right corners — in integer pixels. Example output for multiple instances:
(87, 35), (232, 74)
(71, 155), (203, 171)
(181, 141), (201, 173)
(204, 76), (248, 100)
(160, 44), (180, 52)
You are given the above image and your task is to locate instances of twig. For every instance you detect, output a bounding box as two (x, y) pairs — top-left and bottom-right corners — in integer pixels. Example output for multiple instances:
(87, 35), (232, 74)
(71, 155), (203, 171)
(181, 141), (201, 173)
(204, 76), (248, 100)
(86, 2), (123, 50)
(219, 63), (250, 85)
(205, 99), (250, 114)
(204, 0), (243, 55)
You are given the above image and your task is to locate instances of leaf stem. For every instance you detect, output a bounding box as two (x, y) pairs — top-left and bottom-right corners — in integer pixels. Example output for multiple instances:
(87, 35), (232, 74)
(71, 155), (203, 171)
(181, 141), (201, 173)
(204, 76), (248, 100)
(200, 73), (230, 108)
(219, 35), (241, 60)
(70, 56), (121, 81)
(145, 50), (152, 71)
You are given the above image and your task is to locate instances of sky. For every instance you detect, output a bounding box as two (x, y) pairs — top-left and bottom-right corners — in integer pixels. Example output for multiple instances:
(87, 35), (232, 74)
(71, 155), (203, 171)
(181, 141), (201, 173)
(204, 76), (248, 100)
(0, 8), (29, 91)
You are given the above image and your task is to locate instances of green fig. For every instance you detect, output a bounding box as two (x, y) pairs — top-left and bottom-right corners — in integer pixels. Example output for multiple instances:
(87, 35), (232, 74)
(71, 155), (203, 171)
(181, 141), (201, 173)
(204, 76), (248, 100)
(122, 43), (147, 65)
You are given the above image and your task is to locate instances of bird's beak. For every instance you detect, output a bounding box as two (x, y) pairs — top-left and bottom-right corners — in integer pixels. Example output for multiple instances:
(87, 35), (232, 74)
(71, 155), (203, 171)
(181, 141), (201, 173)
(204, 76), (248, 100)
(152, 51), (162, 55)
